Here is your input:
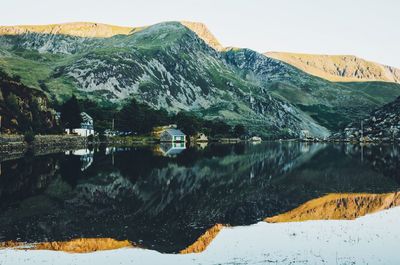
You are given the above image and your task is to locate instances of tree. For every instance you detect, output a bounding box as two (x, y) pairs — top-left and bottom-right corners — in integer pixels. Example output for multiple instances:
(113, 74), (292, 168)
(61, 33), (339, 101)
(117, 98), (143, 133)
(60, 95), (82, 131)
(5, 93), (31, 132)
(206, 120), (231, 137)
(175, 112), (202, 136)
(117, 98), (172, 135)
(30, 98), (44, 133)
(233, 124), (246, 138)
(6, 93), (19, 114)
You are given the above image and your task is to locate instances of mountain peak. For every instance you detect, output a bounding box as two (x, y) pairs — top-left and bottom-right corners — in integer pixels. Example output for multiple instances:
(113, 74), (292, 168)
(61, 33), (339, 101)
(180, 21), (223, 51)
(265, 52), (400, 84)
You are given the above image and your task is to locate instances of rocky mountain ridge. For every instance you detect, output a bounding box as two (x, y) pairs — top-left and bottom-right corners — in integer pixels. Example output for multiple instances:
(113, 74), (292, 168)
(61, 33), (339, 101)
(266, 52), (400, 84)
(0, 21), (222, 51)
(0, 22), (139, 38)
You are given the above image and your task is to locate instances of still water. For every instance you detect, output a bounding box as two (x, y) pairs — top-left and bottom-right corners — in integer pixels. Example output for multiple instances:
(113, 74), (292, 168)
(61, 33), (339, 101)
(0, 142), (399, 253)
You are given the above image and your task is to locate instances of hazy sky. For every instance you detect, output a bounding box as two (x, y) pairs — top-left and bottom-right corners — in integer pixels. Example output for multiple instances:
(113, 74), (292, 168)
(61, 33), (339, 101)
(1, 0), (399, 67)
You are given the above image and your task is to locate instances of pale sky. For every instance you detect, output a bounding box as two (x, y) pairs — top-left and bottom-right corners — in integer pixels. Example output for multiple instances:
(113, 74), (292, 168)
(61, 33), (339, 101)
(1, 0), (399, 67)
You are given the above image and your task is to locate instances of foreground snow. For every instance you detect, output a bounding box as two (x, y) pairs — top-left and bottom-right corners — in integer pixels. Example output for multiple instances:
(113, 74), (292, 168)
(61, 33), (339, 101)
(2, 207), (400, 265)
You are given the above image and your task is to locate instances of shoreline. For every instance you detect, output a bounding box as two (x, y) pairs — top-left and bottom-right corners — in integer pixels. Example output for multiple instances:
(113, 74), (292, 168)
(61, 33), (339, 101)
(1, 134), (399, 162)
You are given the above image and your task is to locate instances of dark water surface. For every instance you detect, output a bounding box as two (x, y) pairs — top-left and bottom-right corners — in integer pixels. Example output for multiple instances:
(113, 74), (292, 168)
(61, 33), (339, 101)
(0, 142), (399, 253)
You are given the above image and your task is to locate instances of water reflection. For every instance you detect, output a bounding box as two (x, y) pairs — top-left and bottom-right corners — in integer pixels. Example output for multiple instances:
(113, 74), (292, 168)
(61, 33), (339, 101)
(0, 142), (400, 253)
(65, 149), (94, 171)
(158, 142), (186, 157)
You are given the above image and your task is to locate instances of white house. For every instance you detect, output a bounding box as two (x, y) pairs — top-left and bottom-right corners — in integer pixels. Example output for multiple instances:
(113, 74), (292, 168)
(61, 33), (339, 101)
(65, 112), (95, 137)
(160, 129), (186, 142)
(249, 136), (262, 142)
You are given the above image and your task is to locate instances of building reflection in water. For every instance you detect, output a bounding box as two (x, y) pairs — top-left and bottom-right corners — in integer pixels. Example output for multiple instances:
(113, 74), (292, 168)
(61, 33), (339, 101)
(196, 142), (208, 149)
(65, 148), (94, 171)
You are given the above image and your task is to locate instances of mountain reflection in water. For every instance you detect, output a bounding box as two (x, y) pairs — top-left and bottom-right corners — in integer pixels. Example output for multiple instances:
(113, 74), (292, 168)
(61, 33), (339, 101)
(0, 142), (400, 253)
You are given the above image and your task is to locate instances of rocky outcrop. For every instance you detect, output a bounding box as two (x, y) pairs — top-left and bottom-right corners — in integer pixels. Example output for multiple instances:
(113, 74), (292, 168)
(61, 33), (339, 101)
(180, 21), (223, 51)
(266, 52), (400, 83)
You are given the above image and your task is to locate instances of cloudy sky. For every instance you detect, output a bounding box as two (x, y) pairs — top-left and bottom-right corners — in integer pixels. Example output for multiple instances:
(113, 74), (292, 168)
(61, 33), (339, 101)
(1, 0), (399, 67)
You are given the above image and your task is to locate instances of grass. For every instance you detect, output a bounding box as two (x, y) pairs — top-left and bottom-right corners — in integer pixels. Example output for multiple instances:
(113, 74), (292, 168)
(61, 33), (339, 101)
(297, 104), (352, 131)
(345, 82), (400, 104)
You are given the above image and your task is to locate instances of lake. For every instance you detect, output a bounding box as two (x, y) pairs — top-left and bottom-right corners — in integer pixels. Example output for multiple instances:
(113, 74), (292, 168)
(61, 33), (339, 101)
(0, 142), (400, 253)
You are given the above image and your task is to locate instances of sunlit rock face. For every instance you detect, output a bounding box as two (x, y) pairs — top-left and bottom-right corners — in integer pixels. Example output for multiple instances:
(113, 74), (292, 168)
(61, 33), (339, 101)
(266, 52), (400, 84)
(0, 22), (136, 38)
(1, 143), (400, 253)
(180, 21), (223, 51)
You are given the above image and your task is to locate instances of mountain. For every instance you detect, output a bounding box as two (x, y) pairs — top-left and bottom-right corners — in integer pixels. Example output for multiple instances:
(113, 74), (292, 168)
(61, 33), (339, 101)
(265, 52), (400, 83)
(332, 96), (400, 141)
(225, 48), (400, 131)
(1, 21), (400, 137)
(0, 21), (330, 137)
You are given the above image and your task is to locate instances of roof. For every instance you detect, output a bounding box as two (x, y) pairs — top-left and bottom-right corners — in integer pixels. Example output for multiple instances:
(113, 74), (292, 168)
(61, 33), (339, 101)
(163, 129), (186, 136)
(80, 112), (93, 122)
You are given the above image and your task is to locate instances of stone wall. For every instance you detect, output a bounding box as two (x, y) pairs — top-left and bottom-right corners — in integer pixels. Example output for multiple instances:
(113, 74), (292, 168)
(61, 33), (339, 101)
(0, 134), (87, 158)
(33, 135), (87, 149)
(0, 135), (26, 155)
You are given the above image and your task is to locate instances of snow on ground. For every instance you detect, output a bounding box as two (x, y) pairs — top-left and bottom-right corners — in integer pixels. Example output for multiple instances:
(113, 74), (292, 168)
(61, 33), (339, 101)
(1, 207), (400, 265)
